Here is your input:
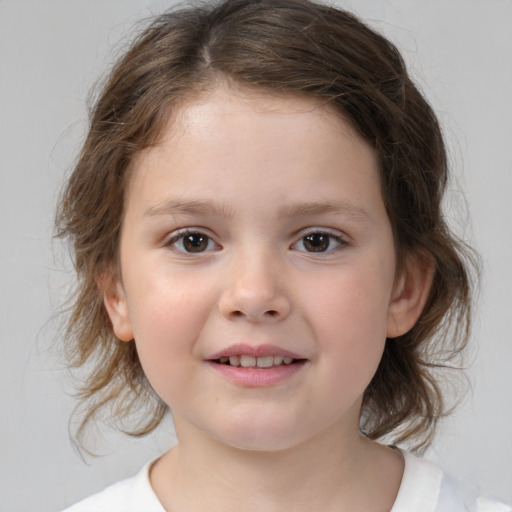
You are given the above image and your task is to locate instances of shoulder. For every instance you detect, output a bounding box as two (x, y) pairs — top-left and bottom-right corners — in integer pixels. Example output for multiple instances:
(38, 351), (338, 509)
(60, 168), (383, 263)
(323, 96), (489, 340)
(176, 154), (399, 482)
(391, 451), (511, 512)
(62, 460), (165, 512)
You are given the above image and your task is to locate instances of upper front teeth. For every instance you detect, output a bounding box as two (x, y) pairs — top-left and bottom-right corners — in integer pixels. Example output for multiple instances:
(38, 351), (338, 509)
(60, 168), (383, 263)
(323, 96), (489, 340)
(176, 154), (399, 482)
(219, 355), (293, 367)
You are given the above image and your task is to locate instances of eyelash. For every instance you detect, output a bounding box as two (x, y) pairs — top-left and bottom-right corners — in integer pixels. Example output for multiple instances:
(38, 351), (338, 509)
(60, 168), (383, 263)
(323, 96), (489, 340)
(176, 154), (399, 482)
(166, 229), (220, 254)
(291, 230), (348, 254)
(165, 229), (348, 255)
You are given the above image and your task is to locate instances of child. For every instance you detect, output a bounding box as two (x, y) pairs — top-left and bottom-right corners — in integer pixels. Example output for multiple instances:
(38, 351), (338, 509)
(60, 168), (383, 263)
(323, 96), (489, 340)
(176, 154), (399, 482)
(56, 1), (510, 510)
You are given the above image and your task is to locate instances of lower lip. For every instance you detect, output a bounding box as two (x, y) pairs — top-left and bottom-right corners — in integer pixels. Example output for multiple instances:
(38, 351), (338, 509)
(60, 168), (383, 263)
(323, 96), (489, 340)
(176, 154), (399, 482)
(207, 361), (306, 387)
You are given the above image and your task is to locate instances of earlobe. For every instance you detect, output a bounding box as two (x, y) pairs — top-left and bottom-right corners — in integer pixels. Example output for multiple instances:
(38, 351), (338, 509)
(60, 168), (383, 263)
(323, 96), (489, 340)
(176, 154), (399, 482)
(100, 274), (134, 342)
(386, 253), (434, 338)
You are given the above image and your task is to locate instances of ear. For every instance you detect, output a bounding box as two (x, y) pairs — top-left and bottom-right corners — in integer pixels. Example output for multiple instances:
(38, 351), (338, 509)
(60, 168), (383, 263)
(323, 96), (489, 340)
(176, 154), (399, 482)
(386, 253), (434, 338)
(99, 273), (134, 342)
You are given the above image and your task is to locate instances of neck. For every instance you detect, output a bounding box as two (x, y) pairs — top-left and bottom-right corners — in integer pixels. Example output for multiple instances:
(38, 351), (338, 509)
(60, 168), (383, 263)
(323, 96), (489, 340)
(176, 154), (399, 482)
(150, 417), (404, 512)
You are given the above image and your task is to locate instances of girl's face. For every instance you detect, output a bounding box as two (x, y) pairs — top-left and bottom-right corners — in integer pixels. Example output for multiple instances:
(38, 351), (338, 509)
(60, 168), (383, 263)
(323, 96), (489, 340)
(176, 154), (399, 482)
(105, 87), (426, 452)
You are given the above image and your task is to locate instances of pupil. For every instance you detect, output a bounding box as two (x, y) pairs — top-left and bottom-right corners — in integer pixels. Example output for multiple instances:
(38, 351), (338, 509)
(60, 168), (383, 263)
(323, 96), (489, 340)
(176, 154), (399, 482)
(184, 233), (207, 252)
(304, 233), (329, 252)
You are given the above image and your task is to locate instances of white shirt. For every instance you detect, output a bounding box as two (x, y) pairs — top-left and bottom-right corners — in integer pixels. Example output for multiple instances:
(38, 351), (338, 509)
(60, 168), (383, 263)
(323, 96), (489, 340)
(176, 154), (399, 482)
(63, 451), (511, 512)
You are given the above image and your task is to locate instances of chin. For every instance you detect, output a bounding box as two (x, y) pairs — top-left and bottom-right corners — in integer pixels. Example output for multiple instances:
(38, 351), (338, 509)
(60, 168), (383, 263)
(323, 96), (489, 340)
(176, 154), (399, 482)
(221, 436), (299, 454)
(205, 421), (310, 453)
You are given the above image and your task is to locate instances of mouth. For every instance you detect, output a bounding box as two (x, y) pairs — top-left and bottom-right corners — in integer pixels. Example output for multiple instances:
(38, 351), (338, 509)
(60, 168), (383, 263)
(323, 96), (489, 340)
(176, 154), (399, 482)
(206, 344), (307, 386)
(213, 355), (301, 368)
(207, 344), (307, 370)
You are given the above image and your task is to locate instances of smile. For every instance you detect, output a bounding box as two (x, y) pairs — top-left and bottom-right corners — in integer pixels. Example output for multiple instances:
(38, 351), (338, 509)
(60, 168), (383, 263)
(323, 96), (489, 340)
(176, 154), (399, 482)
(207, 344), (307, 386)
(216, 355), (295, 368)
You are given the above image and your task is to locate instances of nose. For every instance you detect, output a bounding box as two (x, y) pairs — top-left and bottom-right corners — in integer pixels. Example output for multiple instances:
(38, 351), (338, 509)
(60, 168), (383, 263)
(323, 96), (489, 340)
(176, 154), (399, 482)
(218, 250), (291, 323)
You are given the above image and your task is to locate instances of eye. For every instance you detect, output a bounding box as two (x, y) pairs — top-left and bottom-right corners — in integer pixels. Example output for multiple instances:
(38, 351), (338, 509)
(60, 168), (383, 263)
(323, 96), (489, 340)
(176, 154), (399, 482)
(292, 231), (345, 253)
(167, 230), (219, 253)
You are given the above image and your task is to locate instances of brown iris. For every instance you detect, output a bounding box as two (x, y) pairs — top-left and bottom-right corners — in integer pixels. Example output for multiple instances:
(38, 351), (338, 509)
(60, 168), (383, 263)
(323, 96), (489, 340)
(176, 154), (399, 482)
(183, 233), (209, 252)
(303, 233), (331, 252)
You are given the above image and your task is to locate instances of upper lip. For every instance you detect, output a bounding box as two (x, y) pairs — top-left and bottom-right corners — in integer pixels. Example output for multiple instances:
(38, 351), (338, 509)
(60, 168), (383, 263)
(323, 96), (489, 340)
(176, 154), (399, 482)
(207, 343), (304, 360)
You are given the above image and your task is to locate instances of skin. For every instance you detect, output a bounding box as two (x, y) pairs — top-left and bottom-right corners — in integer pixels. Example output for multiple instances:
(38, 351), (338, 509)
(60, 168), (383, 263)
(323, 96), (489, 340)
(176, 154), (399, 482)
(104, 86), (432, 512)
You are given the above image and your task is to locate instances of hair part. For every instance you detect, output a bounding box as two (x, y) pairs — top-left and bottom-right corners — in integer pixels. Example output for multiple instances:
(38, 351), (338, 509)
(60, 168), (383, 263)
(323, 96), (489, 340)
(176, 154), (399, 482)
(56, 0), (478, 454)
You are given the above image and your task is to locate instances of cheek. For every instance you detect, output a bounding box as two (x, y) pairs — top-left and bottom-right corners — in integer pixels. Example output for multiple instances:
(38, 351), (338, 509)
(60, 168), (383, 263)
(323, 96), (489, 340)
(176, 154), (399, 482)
(304, 268), (392, 330)
(127, 265), (213, 333)
(301, 269), (391, 372)
(125, 272), (217, 380)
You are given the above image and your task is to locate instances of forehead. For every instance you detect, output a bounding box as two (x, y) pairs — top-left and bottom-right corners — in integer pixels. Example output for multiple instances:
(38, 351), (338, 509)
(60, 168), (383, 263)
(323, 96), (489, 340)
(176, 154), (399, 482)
(125, 86), (382, 223)
(170, 86), (358, 147)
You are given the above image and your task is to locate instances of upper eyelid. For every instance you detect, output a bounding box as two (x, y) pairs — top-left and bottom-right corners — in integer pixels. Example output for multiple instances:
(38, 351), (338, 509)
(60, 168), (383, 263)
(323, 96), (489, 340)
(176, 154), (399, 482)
(166, 227), (216, 240)
(165, 228), (221, 249)
(289, 228), (350, 251)
(292, 227), (349, 241)
(163, 226), (350, 246)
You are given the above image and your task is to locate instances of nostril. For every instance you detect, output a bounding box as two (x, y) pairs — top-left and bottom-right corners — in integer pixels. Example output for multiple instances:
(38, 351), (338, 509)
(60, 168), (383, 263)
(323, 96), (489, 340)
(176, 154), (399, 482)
(229, 309), (280, 320)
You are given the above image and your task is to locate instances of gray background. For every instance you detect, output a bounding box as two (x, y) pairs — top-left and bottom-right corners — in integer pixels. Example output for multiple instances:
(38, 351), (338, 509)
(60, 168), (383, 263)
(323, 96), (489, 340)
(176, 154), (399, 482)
(1, 1), (511, 510)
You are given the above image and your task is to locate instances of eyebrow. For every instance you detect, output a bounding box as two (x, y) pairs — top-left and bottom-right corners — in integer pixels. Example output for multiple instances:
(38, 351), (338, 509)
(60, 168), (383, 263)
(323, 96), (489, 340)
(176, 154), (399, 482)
(144, 198), (235, 218)
(144, 198), (371, 224)
(279, 200), (371, 224)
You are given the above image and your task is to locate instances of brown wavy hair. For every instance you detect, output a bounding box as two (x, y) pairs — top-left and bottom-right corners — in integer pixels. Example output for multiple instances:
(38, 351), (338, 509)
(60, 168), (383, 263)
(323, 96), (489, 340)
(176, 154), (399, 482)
(56, 0), (477, 453)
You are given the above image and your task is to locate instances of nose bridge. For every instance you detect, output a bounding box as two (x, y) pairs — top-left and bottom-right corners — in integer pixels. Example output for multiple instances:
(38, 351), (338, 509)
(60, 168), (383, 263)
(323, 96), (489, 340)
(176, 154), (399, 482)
(220, 242), (290, 322)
